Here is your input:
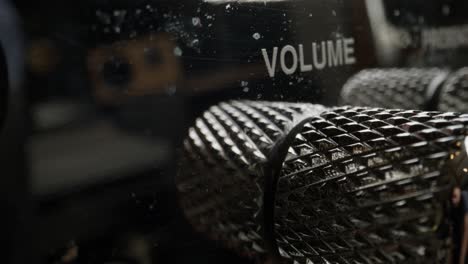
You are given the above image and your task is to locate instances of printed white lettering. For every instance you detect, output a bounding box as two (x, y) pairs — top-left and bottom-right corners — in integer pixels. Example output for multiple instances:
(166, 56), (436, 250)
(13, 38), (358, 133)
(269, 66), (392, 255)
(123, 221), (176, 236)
(261, 37), (357, 77)
(312, 42), (327, 70)
(344, 38), (356, 65)
(298, 44), (312, 72)
(421, 25), (468, 49)
(280, 45), (298, 75)
(327, 39), (343, 66)
(262, 47), (278, 78)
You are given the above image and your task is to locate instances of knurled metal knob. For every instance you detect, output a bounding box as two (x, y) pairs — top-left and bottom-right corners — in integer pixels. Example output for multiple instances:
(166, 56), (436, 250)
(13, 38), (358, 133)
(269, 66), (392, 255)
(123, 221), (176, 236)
(439, 67), (468, 113)
(177, 100), (468, 264)
(340, 68), (449, 111)
(177, 100), (327, 261)
(274, 107), (467, 263)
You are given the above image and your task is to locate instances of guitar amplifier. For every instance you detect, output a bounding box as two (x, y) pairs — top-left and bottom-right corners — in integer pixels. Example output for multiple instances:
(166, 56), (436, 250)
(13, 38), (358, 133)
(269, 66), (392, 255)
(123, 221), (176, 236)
(1, 0), (468, 263)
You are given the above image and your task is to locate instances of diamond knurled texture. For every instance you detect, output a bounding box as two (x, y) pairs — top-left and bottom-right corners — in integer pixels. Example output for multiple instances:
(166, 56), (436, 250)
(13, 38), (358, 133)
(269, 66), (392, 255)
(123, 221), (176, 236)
(177, 100), (327, 259)
(275, 107), (468, 263)
(177, 100), (468, 263)
(439, 67), (468, 113)
(341, 68), (448, 110)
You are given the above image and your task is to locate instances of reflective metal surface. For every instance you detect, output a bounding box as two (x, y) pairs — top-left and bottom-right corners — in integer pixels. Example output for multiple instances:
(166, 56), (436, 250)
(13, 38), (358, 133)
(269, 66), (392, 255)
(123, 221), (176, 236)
(177, 101), (326, 260)
(340, 68), (449, 110)
(5, 0), (468, 263)
(178, 101), (468, 263)
(440, 67), (468, 113)
(340, 67), (468, 115)
(274, 107), (467, 263)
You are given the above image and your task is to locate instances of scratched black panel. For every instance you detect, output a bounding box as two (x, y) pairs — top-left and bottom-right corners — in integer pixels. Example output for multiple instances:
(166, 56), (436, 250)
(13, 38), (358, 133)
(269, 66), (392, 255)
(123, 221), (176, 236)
(12, 1), (375, 263)
(87, 0), (375, 109)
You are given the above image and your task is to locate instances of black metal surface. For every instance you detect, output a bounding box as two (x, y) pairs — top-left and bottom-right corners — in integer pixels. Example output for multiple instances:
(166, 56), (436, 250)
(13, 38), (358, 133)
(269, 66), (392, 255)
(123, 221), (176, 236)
(178, 100), (468, 263)
(369, 0), (468, 67)
(0, 49), (6, 129)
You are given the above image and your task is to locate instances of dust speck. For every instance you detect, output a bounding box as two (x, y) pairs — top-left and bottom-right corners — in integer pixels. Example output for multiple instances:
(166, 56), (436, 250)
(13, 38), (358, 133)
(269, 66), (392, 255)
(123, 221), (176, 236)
(174, 46), (183, 57)
(442, 5), (450, 16)
(192, 17), (201, 26)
